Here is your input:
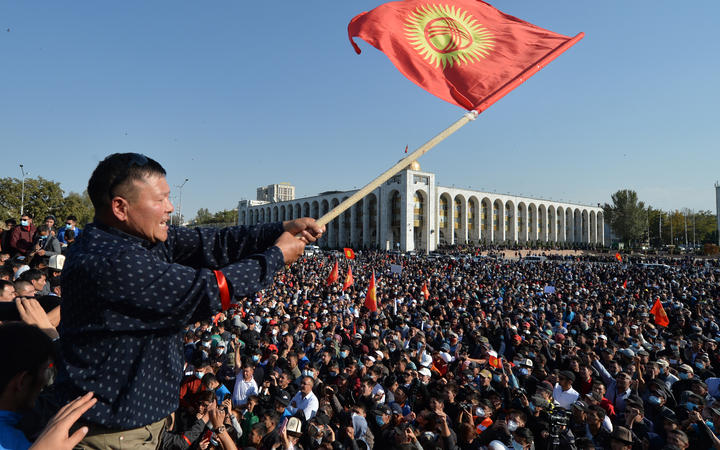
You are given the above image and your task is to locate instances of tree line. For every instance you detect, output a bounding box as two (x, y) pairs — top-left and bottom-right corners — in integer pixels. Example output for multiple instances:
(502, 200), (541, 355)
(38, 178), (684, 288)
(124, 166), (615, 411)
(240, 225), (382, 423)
(604, 189), (718, 248)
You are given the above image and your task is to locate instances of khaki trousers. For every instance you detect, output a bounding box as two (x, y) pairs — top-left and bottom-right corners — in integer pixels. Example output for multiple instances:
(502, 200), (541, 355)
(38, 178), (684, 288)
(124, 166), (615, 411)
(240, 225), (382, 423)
(74, 417), (166, 450)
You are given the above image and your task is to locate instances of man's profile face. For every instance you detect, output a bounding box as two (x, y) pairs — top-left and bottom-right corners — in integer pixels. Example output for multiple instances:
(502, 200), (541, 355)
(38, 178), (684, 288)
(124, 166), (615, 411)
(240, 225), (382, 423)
(0, 284), (15, 302)
(123, 175), (174, 243)
(31, 275), (46, 292)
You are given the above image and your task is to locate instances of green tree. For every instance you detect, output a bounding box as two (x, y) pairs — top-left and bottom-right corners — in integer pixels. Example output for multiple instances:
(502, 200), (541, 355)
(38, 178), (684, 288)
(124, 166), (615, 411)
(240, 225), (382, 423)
(211, 209), (238, 224)
(0, 176), (65, 221)
(603, 189), (647, 247)
(59, 191), (95, 227)
(194, 208), (213, 224)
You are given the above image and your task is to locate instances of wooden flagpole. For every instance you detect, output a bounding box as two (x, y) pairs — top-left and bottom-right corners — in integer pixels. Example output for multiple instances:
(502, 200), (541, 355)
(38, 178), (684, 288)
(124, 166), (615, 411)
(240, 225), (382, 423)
(316, 111), (477, 228)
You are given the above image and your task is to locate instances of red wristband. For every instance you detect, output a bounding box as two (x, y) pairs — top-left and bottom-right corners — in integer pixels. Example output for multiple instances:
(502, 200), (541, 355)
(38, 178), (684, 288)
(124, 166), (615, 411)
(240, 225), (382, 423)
(214, 270), (230, 311)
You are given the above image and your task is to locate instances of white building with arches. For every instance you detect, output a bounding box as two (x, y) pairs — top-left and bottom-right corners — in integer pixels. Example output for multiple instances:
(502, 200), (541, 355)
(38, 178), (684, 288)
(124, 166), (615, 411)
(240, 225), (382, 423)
(237, 162), (604, 252)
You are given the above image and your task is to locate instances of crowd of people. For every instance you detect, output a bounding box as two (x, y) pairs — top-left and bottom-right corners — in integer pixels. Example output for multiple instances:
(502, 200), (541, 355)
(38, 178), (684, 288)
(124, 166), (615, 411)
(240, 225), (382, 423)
(3, 213), (720, 449)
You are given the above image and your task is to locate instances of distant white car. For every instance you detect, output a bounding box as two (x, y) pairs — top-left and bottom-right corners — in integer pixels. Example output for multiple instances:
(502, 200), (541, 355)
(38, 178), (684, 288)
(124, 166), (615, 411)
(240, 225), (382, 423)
(304, 245), (321, 256)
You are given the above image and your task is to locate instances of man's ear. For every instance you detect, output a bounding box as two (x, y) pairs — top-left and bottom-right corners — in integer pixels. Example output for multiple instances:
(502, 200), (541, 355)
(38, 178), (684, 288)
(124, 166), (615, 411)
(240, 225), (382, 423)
(111, 197), (130, 222)
(3, 370), (32, 399)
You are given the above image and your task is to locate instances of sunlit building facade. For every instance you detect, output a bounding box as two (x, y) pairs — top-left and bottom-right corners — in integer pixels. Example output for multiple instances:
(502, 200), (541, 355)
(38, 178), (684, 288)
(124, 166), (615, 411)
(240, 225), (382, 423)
(238, 163), (604, 252)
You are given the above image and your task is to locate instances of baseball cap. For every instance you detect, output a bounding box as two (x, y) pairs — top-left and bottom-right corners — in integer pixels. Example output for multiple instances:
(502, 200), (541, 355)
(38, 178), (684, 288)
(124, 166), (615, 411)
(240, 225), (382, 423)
(559, 370), (576, 383)
(572, 400), (590, 412)
(275, 390), (291, 406)
(418, 368), (432, 377)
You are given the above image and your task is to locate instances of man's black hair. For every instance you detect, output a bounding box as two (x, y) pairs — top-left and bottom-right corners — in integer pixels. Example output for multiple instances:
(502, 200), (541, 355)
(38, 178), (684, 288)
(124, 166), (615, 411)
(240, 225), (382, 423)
(0, 323), (55, 395)
(64, 229), (75, 241)
(37, 225), (50, 233)
(0, 279), (14, 293)
(5, 218), (17, 226)
(19, 268), (45, 283)
(87, 153), (166, 214)
(0, 265), (13, 280)
(65, 215), (77, 222)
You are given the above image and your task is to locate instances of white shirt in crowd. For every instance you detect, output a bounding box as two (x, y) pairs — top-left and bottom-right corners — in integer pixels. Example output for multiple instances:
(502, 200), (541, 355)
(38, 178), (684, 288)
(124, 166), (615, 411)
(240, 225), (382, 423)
(288, 389), (319, 420)
(552, 383), (580, 410)
(232, 377), (258, 407)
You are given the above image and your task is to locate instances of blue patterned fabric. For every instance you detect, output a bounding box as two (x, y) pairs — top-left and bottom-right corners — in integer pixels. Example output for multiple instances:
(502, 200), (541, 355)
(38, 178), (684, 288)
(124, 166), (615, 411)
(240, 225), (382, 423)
(55, 221), (285, 429)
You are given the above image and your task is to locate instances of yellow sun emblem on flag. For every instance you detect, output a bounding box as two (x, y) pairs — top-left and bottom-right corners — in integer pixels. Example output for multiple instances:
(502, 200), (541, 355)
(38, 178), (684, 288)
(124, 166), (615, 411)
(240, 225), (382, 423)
(405, 4), (494, 69)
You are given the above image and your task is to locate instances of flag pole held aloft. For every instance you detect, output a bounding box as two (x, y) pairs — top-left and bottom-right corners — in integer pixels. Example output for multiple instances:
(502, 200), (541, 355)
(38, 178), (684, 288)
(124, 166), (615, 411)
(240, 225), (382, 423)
(317, 111), (477, 227)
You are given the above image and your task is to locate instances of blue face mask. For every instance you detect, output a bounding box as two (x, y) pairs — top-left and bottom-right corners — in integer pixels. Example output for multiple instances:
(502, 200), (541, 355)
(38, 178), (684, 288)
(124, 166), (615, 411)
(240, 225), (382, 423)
(695, 362), (704, 370)
(648, 395), (661, 405)
(519, 368), (529, 376)
(375, 416), (385, 426)
(66, 224), (72, 229)
(685, 402), (698, 411)
(21, 220), (29, 227)
(492, 374), (501, 382)
(252, 355), (260, 362)
(340, 351), (349, 358)
(679, 372), (689, 380)
(608, 321), (615, 326)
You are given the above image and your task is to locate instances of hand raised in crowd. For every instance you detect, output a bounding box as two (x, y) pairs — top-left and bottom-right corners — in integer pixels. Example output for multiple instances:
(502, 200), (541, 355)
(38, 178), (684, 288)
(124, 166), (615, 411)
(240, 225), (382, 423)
(282, 218), (325, 244)
(30, 392), (97, 450)
(16, 297), (59, 340)
(208, 401), (226, 428)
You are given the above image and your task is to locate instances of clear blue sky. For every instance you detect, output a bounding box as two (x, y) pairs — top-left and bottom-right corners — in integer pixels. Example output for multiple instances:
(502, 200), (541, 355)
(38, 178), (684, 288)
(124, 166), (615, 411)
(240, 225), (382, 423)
(2, 1), (719, 219)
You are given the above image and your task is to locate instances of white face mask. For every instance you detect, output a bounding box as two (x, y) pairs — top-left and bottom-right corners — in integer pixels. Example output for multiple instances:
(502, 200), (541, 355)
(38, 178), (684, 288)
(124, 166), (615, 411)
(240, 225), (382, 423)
(475, 407), (485, 417)
(507, 420), (519, 432)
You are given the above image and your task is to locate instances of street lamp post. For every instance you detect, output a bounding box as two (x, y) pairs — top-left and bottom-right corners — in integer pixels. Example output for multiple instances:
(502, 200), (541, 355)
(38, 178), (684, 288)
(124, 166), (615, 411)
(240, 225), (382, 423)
(176, 178), (189, 226)
(19, 164), (27, 216)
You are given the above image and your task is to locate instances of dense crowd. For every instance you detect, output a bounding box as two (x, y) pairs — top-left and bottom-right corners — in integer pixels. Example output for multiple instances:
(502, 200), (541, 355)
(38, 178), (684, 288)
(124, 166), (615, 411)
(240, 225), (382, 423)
(2, 215), (720, 450)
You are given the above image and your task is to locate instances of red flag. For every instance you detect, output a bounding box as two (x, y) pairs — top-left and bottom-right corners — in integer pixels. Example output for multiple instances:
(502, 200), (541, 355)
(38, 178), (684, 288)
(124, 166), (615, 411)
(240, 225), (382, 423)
(342, 266), (355, 291)
(349, 0), (583, 112)
(364, 271), (378, 312)
(326, 261), (339, 285)
(487, 350), (501, 369)
(404, 144), (408, 153)
(622, 280), (627, 289)
(650, 298), (669, 327)
(422, 282), (430, 300)
(343, 248), (356, 259)
(615, 252), (622, 262)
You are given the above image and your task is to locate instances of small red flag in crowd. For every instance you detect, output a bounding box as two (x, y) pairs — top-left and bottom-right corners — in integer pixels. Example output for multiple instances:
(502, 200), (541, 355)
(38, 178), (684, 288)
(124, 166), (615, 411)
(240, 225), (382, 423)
(422, 282), (430, 300)
(365, 271), (378, 312)
(342, 266), (355, 291)
(343, 248), (356, 259)
(650, 297), (669, 327)
(487, 350), (501, 369)
(615, 253), (623, 262)
(349, 0), (583, 112)
(326, 261), (339, 285)
(623, 280), (627, 289)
